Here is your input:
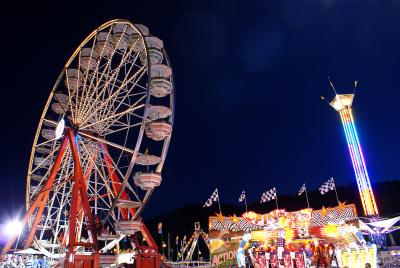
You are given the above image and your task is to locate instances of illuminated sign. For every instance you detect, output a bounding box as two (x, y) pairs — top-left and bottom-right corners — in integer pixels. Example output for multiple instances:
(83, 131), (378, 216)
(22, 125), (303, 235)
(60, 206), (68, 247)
(242, 209), (312, 229)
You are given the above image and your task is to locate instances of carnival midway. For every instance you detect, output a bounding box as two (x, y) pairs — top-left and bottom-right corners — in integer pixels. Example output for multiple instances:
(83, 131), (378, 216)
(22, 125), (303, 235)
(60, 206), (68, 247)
(0, 18), (399, 268)
(197, 83), (400, 268)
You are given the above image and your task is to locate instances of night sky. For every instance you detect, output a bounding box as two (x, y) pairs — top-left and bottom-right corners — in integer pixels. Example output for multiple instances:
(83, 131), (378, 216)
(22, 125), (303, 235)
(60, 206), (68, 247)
(1, 0), (400, 220)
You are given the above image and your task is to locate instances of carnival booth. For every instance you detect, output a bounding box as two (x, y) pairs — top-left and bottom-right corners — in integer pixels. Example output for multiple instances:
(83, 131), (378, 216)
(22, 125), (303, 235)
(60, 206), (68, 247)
(208, 203), (377, 268)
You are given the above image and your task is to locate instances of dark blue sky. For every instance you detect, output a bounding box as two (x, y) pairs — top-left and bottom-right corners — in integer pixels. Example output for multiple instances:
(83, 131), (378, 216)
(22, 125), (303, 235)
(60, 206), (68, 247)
(1, 0), (400, 219)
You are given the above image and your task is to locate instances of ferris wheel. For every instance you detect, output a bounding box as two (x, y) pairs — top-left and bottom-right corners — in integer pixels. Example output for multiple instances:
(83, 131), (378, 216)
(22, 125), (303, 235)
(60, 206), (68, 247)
(3, 19), (174, 259)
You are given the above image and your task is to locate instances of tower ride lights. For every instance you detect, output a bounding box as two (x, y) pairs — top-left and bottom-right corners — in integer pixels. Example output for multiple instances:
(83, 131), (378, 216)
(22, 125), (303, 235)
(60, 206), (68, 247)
(325, 87), (378, 216)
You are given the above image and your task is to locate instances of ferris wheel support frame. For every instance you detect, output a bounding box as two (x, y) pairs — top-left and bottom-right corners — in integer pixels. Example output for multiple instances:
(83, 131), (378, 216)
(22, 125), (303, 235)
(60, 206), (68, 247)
(2, 131), (159, 254)
(65, 128), (98, 267)
(74, 146), (98, 245)
(3, 129), (100, 261)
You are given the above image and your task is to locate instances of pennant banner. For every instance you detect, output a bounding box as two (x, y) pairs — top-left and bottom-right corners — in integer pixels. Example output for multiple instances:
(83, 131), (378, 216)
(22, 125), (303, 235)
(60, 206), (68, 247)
(239, 190), (246, 202)
(260, 187), (276, 203)
(319, 178), (335, 195)
(298, 184), (306, 196)
(203, 188), (219, 207)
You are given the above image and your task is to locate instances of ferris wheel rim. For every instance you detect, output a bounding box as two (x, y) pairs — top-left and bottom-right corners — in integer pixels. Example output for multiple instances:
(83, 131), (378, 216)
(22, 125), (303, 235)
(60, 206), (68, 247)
(24, 19), (175, 251)
(25, 19), (153, 209)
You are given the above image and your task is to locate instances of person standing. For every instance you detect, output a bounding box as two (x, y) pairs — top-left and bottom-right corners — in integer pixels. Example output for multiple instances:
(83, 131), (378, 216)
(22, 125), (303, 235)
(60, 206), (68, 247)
(25, 256), (34, 268)
(245, 251), (254, 268)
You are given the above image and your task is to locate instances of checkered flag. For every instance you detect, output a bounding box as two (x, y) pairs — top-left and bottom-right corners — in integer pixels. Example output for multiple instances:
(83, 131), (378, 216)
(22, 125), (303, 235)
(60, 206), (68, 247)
(319, 177), (335, 195)
(298, 184), (306, 196)
(260, 187), (276, 203)
(239, 190), (246, 202)
(203, 188), (219, 207)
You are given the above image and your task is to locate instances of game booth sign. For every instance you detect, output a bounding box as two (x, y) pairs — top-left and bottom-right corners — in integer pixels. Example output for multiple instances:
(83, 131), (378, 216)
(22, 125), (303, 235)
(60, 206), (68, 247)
(208, 204), (377, 268)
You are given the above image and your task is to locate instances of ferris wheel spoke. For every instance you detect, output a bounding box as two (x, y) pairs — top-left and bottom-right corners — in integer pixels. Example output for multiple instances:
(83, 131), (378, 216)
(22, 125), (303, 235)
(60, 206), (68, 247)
(31, 144), (61, 174)
(79, 140), (116, 202)
(113, 92), (147, 110)
(79, 34), (140, 121)
(53, 187), (67, 239)
(87, 185), (113, 210)
(75, 51), (94, 121)
(81, 95), (145, 131)
(42, 118), (58, 127)
(41, 187), (61, 238)
(78, 38), (108, 118)
(52, 152), (73, 208)
(98, 161), (117, 212)
(71, 55), (82, 124)
(101, 90), (147, 115)
(93, 171), (99, 214)
(64, 71), (76, 121)
(83, 49), (142, 121)
(105, 154), (142, 203)
(79, 132), (134, 155)
(129, 83), (148, 92)
(76, 35), (106, 120)
(100, 50), (142, 113)
(99, 163), (130, 199)
(29, 146), (71, 199)
(35, 137), (58, 149)
(103, 117), (149, 137)
(96, 30), (114, 60)
(98, 79), (146, 129)
(80, 65), (146, 128)
(87, 184), (112, 209)
(79, 141), (99, 178)
(88, 104), (144, 133)
(51, 179), (71, 247)
(101, 73), (147, 95)
(102, 152), (128, 186)
(71, 45), (90, 117)
(52, 149), (72, 185)
(95, 54), (136, 109)
(105, 120), (130, 128)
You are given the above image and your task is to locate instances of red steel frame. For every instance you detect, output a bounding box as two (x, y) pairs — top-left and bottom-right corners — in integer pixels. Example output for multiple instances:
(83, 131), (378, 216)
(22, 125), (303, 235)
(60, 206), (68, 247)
(3, 128), (158, 267)
(2, 129), (99, 267)
(65, 129), (99, 267)
(74, 147), (98, 246)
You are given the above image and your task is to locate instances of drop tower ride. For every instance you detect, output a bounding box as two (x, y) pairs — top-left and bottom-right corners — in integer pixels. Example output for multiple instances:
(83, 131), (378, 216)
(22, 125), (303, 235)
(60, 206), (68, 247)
(324, 81), (379, 216)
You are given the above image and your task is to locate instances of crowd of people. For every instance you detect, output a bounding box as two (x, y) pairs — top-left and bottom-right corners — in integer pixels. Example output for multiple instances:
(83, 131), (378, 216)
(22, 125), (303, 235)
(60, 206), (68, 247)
(0, 255), (52, 267)
(241, 242), (341, 268)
